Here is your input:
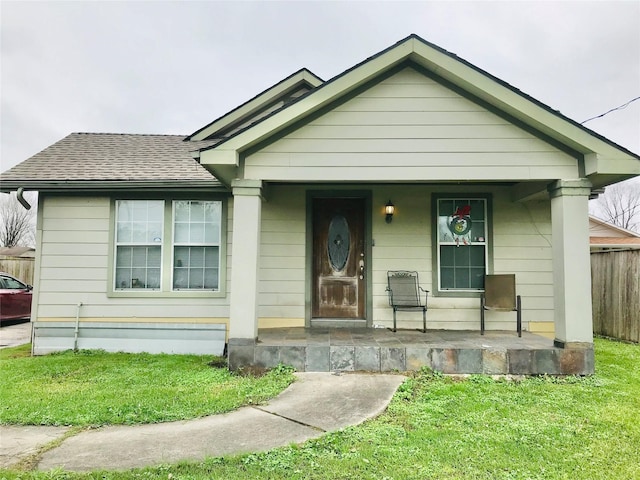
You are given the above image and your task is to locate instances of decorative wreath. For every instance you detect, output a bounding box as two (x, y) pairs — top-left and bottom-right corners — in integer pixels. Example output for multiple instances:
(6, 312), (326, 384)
(447, 205), (472, 236)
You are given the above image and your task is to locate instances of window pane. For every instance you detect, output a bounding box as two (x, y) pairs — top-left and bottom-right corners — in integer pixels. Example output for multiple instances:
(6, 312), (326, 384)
(455, 268), (470, 289)
(470, 246), (485, 267)
(172, 201), (221, 290)
(191, 202), (205, 222)
(190, 247), (204, 267)
(205, 247), (219, 267)
(471, 221), (485, 242)
(454, 247), (470, 267)
(147, 268), (161, 289)
(470, 199), (485, 220)
(189, 269), (204, 289)
(204, 224), (219, 244)
(190, 222), (205, 243)
(470, 268), (485, 289)
(116, 222), (132, 243)
(174, 268), (188, 289)
(116, 269), (131, 289)
(441, 267), (455, 289)
(148, 222), (163, 243)
(440, 246), (454, 267)
(148, 247), (161, 267)
(204, 268), (218, 289)
(175, 223), (189, 243)
(116, 247), (131, 267)
(204, 202), (221, 222)
(174, 201), (189, 222)
(132, 202), (148, 221)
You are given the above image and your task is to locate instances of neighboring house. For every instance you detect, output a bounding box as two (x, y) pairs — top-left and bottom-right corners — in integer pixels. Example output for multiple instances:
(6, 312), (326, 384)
(1, 35), (639, 372)
(589, 215), (640, 251)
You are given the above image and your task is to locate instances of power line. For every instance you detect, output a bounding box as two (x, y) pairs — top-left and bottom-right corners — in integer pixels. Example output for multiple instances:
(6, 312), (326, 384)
(581, 96), (640, 124)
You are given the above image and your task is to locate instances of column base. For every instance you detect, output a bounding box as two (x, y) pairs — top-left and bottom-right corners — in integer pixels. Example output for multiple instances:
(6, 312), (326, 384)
(227, 337), (258, 371)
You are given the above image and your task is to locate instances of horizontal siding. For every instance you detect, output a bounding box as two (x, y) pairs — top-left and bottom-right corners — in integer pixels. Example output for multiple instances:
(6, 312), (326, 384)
(259, 138), (560, 154)
(250, 151), (570, 167)
(33, 322), (226, 355)
(245, 67), (578, 182)
(37, 303), (227, 318)
(34, 185), (555, 333)
(36, 196), (232, 321)
(258, 186), (307, 319)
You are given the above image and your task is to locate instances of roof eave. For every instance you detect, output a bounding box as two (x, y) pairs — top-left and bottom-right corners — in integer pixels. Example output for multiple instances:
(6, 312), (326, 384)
(0, 180), (228, 193)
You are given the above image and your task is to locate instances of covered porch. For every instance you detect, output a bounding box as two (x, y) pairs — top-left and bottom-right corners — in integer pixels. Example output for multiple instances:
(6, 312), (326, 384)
(229, 328), (594, 375)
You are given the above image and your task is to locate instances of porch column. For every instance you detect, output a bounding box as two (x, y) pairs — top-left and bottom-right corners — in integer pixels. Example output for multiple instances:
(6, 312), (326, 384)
(229, 179), (263, 344)
(547, 179), (593, 348)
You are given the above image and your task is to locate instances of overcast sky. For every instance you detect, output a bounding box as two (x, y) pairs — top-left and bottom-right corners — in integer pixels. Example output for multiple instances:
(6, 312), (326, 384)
(1, 1), (639, 175)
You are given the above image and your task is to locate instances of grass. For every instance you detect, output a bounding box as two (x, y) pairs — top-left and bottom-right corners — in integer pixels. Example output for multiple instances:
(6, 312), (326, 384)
(0, 345), (295, 426)
(1, 338), (639, 479)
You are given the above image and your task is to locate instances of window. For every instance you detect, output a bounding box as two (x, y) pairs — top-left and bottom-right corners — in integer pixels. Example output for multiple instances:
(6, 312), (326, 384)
(172, 201), (221, 290)
(114, 199), (223, 292)
(435, 197), (489, 292)
(115, 200), (163, 290)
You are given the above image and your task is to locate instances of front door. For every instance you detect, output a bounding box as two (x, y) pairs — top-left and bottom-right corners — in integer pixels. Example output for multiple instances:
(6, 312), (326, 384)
(312, 197), (366, 321)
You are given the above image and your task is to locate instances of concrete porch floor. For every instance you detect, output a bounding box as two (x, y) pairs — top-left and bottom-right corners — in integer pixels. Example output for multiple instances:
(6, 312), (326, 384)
(228, 328), (594, 375)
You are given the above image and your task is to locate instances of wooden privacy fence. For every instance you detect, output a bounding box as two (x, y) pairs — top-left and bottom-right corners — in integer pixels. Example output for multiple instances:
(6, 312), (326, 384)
(0, 256), (35, 285)
(591, 249), (640, 343)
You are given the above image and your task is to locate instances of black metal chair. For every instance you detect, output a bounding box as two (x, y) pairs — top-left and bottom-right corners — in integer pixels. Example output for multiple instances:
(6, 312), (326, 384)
(386, 271), (428, 333)
(480, 274), (522, 336)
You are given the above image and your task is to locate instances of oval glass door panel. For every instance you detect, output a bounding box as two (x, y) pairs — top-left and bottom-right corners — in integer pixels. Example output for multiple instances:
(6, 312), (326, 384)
(327, 214), (350, 271)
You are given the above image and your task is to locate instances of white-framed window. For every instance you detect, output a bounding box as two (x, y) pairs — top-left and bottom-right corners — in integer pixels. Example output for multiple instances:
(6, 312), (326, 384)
(115, 200), (163, 290)
(113, 199), (223, 292)
(436, 197), (489, 292)
(172, 200), (221, 290)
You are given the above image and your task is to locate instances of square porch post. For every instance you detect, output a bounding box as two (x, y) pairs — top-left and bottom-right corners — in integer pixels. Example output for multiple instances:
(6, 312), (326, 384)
(548, 179), (593, 348)
(228, 179), (263, 369)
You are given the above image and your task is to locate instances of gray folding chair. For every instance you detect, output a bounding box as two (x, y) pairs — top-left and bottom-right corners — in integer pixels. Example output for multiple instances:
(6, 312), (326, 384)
(386, 271), (428, 333)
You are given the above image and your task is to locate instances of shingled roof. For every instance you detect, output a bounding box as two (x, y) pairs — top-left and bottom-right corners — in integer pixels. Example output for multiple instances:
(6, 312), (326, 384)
(0, 133), (223, 192)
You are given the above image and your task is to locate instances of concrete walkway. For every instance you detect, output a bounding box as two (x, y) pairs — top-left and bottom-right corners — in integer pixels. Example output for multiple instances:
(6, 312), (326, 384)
(1, 372), (405, 472)
(0, 321), (32, 349)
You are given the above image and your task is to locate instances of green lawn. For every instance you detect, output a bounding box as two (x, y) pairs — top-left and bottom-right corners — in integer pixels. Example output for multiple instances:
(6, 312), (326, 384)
(1, 338), (639, 479)
(0, 345), (295, 426)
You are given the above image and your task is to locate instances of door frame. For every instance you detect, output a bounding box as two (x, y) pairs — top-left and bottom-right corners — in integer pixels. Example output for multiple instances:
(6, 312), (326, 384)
(305, 189), (373, 327)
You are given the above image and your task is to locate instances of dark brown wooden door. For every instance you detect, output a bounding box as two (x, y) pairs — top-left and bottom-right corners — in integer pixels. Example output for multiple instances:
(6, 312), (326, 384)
(312, 197), (366, 319)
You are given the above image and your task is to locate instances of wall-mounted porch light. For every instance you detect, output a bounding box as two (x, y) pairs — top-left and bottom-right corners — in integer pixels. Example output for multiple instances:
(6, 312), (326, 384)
(385, 200), (395, 223)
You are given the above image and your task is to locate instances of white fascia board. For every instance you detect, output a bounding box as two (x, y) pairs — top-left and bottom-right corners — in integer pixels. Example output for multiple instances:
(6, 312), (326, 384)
(585, 153), (640, 176)
(190, 70), (323, 142)
(200, 147), (238, 167)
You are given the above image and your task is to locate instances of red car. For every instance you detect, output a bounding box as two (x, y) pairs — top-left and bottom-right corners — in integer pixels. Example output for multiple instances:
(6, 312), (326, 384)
(0, 272), (33, 324)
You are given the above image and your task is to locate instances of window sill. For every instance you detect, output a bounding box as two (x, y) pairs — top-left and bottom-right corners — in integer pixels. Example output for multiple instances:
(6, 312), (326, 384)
(107, 290), (226, 299)
(433, 290), (483, 298)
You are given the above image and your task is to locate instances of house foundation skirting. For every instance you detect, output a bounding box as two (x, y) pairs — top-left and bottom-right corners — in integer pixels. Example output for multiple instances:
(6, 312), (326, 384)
(228, 328), (594, 375)
(32, 321), (226, 356)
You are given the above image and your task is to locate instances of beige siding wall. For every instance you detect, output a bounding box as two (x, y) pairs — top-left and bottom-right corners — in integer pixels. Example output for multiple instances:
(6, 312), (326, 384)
(258, 186), (307, 322)
(258, 185), (554, 332)
(245, 67), (578, 182)
(36, 196), (231, 323)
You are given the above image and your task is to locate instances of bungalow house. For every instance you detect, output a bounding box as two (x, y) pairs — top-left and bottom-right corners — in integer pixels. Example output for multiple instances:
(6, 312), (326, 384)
(589, 215), (640, 251)
(1, 35), (639, 374)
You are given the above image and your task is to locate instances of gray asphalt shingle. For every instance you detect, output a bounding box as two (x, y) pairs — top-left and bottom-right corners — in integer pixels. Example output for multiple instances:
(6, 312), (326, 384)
(0, 133), (220, 187)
